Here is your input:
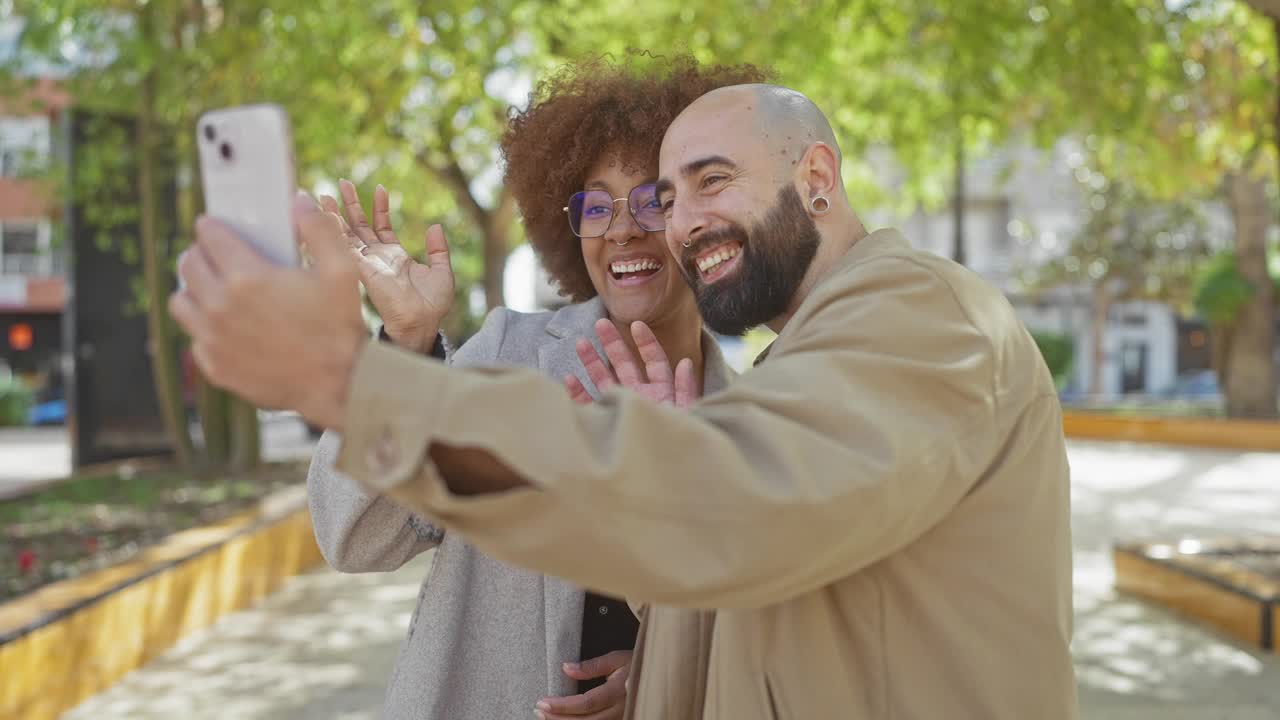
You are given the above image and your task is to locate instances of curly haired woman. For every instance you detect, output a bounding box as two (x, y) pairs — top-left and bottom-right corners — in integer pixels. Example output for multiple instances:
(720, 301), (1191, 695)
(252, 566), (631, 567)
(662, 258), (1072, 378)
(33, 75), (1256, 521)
(307, 54), (769, 720)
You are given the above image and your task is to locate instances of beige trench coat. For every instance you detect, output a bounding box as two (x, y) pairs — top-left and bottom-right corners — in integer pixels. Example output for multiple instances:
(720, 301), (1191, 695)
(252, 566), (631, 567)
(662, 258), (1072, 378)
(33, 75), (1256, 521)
(335, 229), (1078, 720)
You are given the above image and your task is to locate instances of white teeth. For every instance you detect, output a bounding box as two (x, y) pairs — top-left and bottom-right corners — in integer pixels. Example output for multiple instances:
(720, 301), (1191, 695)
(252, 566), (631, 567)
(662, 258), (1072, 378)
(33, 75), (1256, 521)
(696, 245), (740, 273)
(611, 258), (662, 275)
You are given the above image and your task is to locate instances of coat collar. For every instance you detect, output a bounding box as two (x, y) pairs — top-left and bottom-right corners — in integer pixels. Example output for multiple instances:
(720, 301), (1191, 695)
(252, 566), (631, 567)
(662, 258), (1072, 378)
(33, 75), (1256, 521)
(754, 227), (911, 367)
(545, 297), (609, 339)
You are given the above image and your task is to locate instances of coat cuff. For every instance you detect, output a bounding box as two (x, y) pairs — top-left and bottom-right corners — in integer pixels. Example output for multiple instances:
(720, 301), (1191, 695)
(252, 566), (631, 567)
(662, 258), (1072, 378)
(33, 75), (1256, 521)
(377, 325), (449, 360)
(335, 341), (449, 493)
(333, 340), (551, 518)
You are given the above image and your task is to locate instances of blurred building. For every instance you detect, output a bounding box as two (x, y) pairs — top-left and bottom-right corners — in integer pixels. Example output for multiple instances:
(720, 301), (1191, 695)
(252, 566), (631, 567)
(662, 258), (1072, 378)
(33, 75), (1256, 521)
(0, 77), (68, 387)
(865, 139), (1237, 400)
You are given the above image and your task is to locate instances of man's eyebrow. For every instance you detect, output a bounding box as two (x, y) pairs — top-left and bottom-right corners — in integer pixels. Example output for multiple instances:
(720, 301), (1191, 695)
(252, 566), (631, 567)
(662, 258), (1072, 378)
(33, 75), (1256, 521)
(655, 155), (737, 199)
(680, 155), (737, 177)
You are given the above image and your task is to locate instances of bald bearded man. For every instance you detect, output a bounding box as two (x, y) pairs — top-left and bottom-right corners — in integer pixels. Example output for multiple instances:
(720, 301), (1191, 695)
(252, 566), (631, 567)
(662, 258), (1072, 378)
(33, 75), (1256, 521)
(171, 84), (1077, 719)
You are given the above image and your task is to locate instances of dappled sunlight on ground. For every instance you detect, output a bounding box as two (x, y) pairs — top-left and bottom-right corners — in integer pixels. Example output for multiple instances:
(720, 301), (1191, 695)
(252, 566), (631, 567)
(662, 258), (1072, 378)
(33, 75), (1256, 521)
(1068, 441), (1280, 719)
(62, 553), (429, 720)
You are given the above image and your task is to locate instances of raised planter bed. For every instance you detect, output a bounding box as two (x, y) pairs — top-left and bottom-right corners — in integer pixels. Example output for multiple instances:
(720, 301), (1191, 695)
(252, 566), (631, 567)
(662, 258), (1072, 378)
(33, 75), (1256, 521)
(1114, 538), (1279, 653)
(0, 462), (324, 720)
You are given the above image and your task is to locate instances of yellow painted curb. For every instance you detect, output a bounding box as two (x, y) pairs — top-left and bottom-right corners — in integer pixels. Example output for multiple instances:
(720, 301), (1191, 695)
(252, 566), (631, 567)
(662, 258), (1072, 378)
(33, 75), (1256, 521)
(0, 486), (323, 720)
(1063, 412), (1280, 452)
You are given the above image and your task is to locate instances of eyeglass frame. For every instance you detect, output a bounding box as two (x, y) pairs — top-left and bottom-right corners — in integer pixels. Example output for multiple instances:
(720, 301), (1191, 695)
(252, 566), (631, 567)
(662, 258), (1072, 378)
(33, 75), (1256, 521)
(562, 182), (666, 239)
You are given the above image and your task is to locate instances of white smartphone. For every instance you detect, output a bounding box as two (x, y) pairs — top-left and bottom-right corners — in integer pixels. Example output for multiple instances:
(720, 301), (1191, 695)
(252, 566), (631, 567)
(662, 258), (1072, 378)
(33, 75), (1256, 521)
(196, 104), (299, 266)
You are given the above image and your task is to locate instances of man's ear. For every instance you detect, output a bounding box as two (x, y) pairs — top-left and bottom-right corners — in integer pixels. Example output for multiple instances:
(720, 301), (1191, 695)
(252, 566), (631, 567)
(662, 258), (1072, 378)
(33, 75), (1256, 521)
(797, 142), (840, 209)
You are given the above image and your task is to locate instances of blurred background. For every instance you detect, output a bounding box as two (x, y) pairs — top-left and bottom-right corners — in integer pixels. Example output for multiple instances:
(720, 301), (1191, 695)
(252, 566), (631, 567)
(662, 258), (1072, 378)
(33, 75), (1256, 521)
(0, 1), (1278, 719)
(1, 0), (1278, 434)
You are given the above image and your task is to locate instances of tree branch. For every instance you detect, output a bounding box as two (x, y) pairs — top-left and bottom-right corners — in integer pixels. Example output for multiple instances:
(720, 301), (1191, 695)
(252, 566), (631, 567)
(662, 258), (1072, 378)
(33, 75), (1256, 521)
(489, 185), (515, 235)
(1243, 0), (1280, 20)
(417, 142), (489, 230)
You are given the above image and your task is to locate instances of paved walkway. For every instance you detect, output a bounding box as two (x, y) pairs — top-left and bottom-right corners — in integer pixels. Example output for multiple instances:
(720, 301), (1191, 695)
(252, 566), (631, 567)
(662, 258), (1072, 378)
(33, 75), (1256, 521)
(0, 413), (318, 500)
(0, 427), (70, 499)
(62, 440), (1280, 719)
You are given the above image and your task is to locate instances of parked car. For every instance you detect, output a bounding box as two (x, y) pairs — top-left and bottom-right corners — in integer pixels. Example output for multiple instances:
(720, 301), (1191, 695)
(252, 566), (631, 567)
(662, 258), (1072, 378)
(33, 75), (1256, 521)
(1169, 369), (1222, 399)
(28, 398), (65, 425)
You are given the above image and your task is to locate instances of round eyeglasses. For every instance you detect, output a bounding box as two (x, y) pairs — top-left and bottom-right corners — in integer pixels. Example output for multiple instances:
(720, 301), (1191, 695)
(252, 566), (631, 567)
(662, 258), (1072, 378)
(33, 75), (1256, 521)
(564, 183), (666, 239)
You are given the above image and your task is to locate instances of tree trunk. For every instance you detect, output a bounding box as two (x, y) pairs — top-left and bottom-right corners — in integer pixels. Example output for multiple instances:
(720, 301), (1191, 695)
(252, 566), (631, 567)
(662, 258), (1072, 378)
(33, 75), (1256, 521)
(952, 130), (966, 266)
(197, 375), (231, 465)
(1224, 170), (1277, 418)
(1089, 283), (1112, 397)
(482, 226), (507, 310)
(1208, 322), (1235, 395)
(482, 190), (517, 309)
(227, 394), (260, 472)
(417, 149), (515, 310)
(137, 5), (194, 466)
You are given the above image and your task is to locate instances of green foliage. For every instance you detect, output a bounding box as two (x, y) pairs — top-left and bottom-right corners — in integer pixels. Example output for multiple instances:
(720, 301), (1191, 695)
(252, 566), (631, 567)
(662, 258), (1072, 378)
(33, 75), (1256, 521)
(1038, 1), (1277, 198)
(0, 377), (33, 427)
(1191, 250), (1273, 326)
(1030, 331), (1074, 389)
(10, 0), (1252, 308)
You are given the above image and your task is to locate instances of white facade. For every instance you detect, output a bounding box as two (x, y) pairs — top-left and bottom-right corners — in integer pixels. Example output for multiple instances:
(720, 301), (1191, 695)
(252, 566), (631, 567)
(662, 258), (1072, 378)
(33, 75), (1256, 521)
(862, 139), (1220, 398)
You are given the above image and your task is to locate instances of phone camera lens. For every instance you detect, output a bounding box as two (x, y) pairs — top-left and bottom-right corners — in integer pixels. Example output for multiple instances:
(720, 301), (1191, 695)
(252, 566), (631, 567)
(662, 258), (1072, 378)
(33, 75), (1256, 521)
(203, 125), (216, 142)
(219, 142), (233, 161)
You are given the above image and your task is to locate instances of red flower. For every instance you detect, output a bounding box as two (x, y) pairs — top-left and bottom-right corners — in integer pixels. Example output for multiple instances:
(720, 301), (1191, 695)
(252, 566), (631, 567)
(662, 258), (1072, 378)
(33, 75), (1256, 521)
(17, 549), (36, 573)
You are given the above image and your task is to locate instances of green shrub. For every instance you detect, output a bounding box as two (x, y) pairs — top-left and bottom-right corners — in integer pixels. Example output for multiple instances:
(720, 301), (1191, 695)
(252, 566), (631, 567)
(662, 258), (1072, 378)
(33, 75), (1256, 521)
(1031, 331), (1074, 390)
(0, 378), (33, 427)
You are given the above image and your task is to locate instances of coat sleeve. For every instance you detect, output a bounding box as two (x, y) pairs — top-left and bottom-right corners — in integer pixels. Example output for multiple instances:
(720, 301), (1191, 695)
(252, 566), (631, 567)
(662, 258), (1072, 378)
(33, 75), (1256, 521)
(306, 309), (511, 572)
(335, 258), (1006, 607)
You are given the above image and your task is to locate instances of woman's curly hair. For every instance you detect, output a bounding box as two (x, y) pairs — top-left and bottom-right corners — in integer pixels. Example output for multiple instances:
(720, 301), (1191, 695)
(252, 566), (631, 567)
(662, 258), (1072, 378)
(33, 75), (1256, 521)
(500, 53), (772, 301)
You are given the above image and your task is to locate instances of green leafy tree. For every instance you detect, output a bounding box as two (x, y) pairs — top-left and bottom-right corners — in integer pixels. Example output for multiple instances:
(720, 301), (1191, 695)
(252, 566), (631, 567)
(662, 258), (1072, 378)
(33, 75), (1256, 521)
(1036, 1), (1278, 416)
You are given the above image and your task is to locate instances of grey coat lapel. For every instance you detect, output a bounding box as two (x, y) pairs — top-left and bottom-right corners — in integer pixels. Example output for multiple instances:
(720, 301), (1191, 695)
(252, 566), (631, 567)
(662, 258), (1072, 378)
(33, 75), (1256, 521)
(535, 299), (608, 687)
(533, 297), (735, 680)
(538, 298), (610, 398)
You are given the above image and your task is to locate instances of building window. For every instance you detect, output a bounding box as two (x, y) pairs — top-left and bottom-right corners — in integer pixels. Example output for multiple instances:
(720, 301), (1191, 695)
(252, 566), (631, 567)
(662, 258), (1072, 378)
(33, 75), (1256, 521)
(1, 223), (43, 274)
(0, 116), (52, 177)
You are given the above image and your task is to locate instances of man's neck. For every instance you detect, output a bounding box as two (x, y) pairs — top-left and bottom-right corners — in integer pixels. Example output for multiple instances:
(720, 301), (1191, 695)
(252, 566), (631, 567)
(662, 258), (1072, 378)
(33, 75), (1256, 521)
(765, 222), (866, 334)
(613, 312), (705, 381)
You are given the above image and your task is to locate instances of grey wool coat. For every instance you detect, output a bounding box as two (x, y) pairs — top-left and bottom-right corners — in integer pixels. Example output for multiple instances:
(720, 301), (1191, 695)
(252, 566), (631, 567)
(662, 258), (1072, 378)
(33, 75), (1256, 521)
(307, 297), (732, 719)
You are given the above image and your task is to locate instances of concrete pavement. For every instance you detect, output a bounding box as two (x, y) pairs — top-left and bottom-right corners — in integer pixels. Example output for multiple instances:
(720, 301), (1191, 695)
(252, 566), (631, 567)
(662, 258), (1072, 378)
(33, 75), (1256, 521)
(59, 440), (1280, 719)
(0, 426), (70, 499)
(1070, 442), (1280, 719)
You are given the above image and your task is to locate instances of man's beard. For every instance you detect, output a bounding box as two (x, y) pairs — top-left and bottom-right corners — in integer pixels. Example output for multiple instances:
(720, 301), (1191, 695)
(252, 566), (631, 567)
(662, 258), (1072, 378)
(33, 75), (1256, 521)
(679, 185), (821, 337)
